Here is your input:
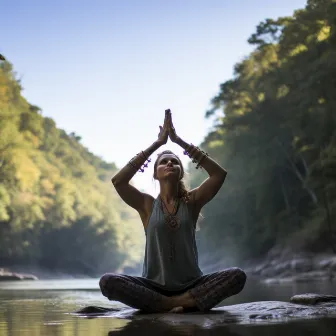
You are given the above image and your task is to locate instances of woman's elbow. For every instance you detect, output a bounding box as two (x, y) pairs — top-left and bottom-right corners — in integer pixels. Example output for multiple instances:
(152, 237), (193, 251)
(219, 169), (227, 185)
(111, 175), (119, 186)
(220, 168), (227, 180)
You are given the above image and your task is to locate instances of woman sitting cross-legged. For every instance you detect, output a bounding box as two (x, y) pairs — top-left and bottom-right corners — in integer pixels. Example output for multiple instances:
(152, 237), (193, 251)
(99, 109), (246, 313)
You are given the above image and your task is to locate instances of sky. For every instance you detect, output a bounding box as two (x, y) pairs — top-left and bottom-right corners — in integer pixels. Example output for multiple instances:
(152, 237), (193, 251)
(1, 0), (307, 196)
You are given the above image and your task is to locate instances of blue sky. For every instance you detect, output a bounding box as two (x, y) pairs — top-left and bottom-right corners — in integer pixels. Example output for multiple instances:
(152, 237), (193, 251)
(1, 0), (307, 195)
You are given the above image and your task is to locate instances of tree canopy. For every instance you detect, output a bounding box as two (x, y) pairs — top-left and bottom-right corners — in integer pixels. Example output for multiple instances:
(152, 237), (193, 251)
(190, 0), (336, 267)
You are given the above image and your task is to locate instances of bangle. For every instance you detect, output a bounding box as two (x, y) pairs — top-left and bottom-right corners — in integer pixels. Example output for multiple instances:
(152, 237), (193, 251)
(182, 143), (209, 169)
(127, 160), (137, 170)
(140, 151), (148, 160)
(127, 151), (151, 173)
(137, 151), (151, 173)
(183, 144), (193, 156)
(196, 152), (208, 169)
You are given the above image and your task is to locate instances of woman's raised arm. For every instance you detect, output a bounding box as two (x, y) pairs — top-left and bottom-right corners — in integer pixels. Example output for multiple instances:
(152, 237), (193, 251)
(111, 111), (170, 220)
(167, 110), (227, 211)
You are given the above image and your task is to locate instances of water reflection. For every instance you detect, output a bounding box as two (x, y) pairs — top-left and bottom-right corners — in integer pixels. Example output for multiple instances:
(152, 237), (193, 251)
(0, 299), (129, 335)
(108, 319), (239, 335)
(0, 279), (335, 336)
(106, 311), (242, 336)
(106, 318), (336, 336)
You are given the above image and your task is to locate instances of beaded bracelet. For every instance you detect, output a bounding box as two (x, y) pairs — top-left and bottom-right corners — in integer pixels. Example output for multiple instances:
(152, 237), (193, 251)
(128, 151), (151, 173)
(183, 143), (209, 169)
(183, 144), (193, 156)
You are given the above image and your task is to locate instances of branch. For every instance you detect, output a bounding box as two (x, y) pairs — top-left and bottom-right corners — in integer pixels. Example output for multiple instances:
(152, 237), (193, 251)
(274, 137), (318, 204)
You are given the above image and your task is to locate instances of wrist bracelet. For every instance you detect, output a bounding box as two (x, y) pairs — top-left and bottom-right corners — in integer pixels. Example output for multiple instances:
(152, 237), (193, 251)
(196, 152), (208, 169)
(183, 143), (209, 169)
(127, 151), (151, 173)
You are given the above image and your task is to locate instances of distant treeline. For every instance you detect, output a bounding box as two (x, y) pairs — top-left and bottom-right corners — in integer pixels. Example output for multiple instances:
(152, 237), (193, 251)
(0, 61), (144, 276)
(189, 0), (336, 266)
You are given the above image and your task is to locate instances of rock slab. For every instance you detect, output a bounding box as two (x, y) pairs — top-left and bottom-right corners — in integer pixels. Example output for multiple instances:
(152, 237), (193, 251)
(74, 293), (336, 327)
(0, 268), (38, 281)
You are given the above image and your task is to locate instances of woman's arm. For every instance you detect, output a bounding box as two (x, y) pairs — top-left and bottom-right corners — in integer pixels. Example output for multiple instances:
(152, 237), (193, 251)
(111, 141), (161, 187)
(176, 137), (227, 209)
(167, 110), (227, 210)
(112, 112), (169, 218)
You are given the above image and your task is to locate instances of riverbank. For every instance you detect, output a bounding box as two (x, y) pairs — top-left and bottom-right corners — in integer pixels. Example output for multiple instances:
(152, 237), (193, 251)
(0, 266), (93, 281)
(245, 250), (336, 283)
(0, 268), (38, 281)
(2, 250), (336, 282)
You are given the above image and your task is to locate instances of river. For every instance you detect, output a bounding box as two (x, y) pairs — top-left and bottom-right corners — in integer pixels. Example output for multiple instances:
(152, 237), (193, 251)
(0, 278), (336, 335)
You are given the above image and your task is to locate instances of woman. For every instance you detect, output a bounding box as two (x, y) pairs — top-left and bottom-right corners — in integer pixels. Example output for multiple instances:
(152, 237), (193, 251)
(99, 109), (246, 313)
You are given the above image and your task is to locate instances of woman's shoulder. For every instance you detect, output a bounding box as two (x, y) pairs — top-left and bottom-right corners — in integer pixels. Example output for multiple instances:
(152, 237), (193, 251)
(144, 193), (156, 212)
(185, 189), (197, 207)
(184, 190), (202, 220)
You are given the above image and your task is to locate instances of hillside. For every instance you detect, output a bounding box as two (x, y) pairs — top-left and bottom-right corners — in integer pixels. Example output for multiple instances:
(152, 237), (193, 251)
(0, 60), (144, 276)
(189, 0), (336, 267)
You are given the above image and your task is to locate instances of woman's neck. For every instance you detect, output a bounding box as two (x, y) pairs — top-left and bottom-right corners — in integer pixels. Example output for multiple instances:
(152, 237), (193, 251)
(159, 181), (178, 204)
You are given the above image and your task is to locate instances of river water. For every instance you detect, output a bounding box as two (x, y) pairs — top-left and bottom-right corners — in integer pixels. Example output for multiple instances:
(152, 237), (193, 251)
(0, 278), (336, 335)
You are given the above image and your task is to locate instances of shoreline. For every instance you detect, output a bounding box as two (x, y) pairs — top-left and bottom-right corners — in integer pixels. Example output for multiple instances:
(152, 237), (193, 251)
(2, 252), (336, 282)
(245, 252), (336, 284)
(0, 268), (38, 281)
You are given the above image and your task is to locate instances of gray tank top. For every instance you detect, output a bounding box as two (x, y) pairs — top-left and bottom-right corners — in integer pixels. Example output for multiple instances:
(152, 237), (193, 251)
(142, 196), (203, 291)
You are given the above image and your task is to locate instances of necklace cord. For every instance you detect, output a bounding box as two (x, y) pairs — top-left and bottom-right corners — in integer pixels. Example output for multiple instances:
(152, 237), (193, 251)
(160, 197), (179, 215)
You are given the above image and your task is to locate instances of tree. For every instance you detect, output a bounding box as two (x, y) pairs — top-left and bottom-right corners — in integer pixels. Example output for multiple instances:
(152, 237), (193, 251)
(189, 0), (336, 267)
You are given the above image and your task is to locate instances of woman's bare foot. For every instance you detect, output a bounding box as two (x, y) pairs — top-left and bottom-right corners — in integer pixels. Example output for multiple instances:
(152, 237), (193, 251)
(169, 306), (184, 313)
(162, 291), (197, 313)
(171, 292), (197, 308)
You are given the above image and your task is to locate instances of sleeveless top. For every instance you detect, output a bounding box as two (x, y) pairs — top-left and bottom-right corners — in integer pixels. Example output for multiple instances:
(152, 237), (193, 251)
(141, 196), (203, 291)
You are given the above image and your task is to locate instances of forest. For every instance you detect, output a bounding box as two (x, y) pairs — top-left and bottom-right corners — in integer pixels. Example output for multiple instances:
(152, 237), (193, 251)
(190, 0), (336, 267)
(1, 0), (335, 276)
(0, 60), (144, 276)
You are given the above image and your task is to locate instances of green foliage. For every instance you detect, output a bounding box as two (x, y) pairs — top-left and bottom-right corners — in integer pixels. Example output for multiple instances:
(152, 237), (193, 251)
(190, 0), (336, 265)
(0, 60), (144, 275)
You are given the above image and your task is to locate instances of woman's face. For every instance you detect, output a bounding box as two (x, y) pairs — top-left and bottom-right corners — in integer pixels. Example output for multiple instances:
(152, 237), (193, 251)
(155, 154), (182, 181)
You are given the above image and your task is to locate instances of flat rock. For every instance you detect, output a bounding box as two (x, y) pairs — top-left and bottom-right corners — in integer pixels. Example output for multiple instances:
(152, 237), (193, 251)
(290, 293), (336, 305)
(0, 272), (38, 281)
(73, 293), (336, 326)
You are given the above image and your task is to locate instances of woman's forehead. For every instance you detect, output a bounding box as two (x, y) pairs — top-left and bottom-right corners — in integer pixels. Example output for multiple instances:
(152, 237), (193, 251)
(159, 154), (179, 161)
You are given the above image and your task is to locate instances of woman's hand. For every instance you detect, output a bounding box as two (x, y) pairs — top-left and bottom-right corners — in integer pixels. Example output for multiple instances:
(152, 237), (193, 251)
(157, 110), (169, 145)
(166, 109), (179, 143)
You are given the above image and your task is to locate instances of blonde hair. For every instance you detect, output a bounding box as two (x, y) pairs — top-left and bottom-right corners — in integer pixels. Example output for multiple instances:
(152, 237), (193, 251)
(178, 179), (190, 204)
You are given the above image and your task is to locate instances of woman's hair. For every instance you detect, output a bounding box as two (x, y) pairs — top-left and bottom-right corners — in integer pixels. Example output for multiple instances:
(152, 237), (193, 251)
(153, 150), (190, 203)
(153, 150), (204, 230)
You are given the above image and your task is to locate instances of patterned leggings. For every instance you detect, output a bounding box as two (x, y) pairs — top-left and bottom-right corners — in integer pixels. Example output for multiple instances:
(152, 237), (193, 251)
(99, 267), (246, 313)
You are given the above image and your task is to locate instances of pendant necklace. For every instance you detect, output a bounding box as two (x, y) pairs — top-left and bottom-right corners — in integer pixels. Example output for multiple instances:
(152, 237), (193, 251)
(160, 196), (180, 261)
(160, 197), (180, 231)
